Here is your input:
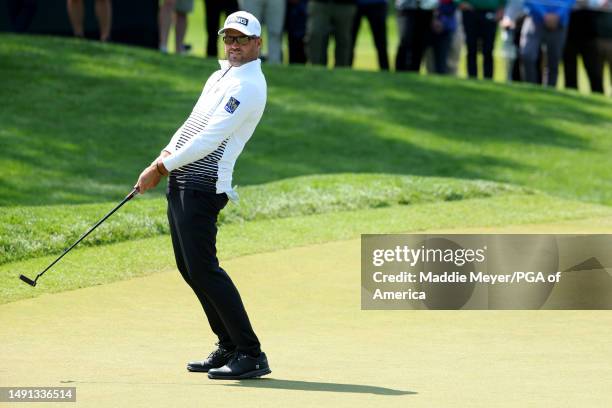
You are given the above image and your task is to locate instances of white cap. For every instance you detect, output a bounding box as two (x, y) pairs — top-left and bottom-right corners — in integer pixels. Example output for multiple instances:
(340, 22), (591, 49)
(218, 11), (261, 37)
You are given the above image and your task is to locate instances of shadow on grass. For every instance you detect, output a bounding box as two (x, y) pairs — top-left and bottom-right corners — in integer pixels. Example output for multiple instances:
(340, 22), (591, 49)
(59, 378), (417, 395)
(266, 67), (603, 150)
(1, 34), (611, 205)
(223, 378), (417, 395)
(0, 53), (530, 205)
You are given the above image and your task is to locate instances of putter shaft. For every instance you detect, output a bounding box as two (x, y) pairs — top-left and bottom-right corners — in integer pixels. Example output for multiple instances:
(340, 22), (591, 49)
(19, 188), (138, 287)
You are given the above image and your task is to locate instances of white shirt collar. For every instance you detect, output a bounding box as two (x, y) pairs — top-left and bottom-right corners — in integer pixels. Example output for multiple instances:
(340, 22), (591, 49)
(218, 58), (261, 75)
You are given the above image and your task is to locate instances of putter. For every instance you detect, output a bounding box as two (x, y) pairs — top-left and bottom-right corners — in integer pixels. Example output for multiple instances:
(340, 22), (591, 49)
(19, 188), (139, 287)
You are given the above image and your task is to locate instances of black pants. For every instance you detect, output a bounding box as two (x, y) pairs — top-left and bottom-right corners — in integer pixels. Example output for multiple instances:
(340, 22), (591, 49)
(563, 10), (603, 93)
(8, 0), (37, 32)
(462, 9), (497, 79)
(167, 189), (261, 355)
(511, 16), (525, 81)
(510, 16), (542, 83)
(286, 0), (308, 64)
(430, 30), (453, 74)
(395, 9), (433, 72)
(204, 0), (238, 58)
(351, 3), (389, 70)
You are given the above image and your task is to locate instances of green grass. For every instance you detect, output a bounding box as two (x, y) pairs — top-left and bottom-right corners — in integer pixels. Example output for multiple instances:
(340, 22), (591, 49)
(3, 193), (612, 304)
(0, 173), (529, 265)
(1, 34), (611, 209)
(1, 34), (611, 303)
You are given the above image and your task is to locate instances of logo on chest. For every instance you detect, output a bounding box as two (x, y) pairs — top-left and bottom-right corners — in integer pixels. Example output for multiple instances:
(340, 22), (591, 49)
(224, 97), (241, 114)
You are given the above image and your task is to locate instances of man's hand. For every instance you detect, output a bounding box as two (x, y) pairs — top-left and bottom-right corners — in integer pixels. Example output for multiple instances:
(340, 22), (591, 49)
(543, 13), (560, 31)
(500, 16), (515, 30)
(135, 153), (170, 194)
(135, 164), (161, 194)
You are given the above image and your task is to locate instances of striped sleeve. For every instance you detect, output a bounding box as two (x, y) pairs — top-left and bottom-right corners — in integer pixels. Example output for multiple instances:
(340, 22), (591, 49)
(163, 74), (219, 154)
(163, 124), (184, 154)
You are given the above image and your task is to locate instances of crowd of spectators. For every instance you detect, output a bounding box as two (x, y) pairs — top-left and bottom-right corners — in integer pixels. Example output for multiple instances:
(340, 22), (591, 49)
(6, 0), (612, 93)
(160, 0), (611, 93)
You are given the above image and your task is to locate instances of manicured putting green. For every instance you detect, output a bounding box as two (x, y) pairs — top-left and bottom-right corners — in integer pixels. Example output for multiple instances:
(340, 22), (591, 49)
(1, 218), (611, 407)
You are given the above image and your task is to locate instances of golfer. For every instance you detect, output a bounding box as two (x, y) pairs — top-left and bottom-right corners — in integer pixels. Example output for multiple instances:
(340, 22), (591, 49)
(135, 11), (270, 380)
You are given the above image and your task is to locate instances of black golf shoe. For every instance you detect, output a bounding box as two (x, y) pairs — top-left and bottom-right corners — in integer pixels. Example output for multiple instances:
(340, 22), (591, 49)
(187, 345), (235, 373)
(207, 351), (271, 380)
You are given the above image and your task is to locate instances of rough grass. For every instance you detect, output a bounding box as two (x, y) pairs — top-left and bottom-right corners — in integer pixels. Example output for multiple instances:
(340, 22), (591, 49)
(0, 173), (529, 265)
(3, 193), (611, 304)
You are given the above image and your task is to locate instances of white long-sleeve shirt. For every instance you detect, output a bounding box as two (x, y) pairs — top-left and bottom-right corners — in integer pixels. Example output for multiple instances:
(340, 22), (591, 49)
(162, 59), (267, 200)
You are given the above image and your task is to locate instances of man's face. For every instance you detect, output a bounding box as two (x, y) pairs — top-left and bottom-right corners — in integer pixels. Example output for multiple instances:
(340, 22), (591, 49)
(223, 28), (262, 67)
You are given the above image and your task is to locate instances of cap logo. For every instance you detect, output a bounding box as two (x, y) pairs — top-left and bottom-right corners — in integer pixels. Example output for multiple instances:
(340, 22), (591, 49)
(230, 16), (248, 26)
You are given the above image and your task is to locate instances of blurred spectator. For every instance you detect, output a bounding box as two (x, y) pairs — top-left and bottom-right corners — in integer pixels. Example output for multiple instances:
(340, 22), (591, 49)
(426, 6), (464, 75)
(502, 8), (544, 82)
(204, 0), (239, 58)
(159, 0), (194, 54)
(447, 9), (465, 74)
(306, 0), (357, 67)
(240, 0), (286, 64)
(350, 0), (389, 70)
(431, 0), (459, 73)
(66, 0), (112, 42)
(8, 0), (37, 33)
(500, 0), (523, 81)
(564, 0), (607, 93)
(286, 0), (308, 64)
(459, 0), (505, 79)
(510, 16), (527, 81)
(520, 0), (576, 86)
(594, 3), (612, 93)
(395, 0), (438, 72)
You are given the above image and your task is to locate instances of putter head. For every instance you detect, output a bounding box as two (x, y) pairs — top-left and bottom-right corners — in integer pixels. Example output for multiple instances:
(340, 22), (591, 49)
(19, 275), (37, 287)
